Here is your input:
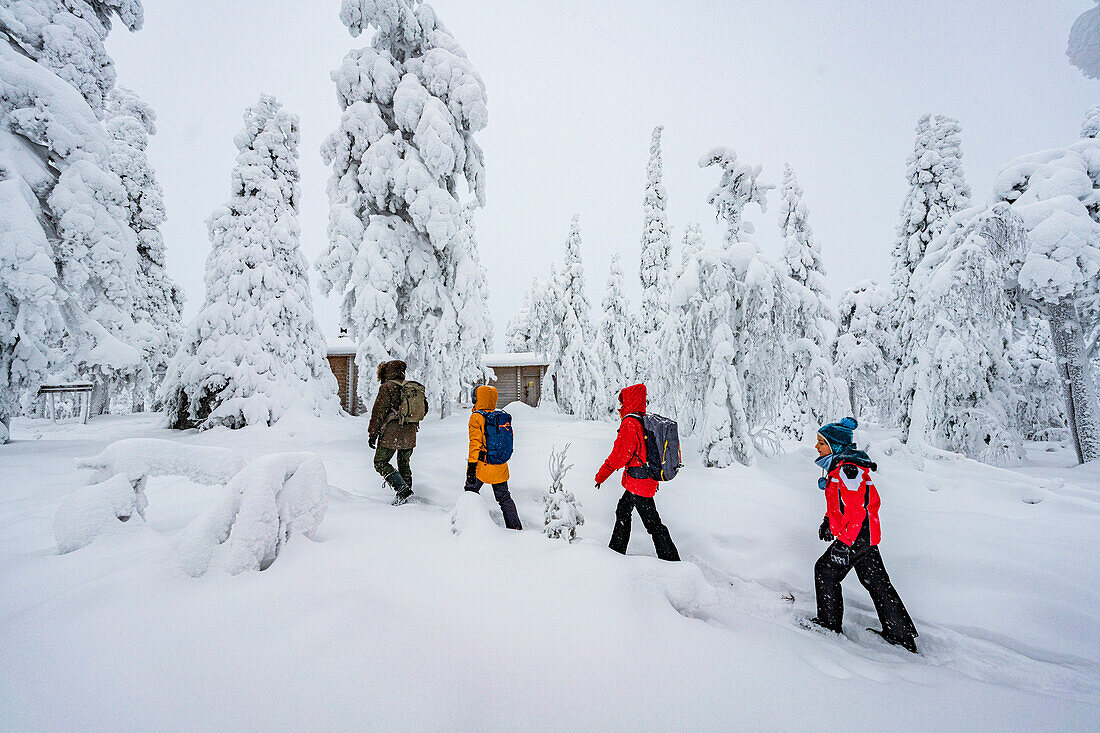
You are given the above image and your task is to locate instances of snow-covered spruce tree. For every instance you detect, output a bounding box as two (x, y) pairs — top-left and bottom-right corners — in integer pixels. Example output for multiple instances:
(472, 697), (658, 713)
(1068, 1), (1100, 80)
(536, 266), (564, 408)
(505, 278), (539, 353)
(104, 85), (183, 409)
(1084, 104), (1100, 139)
(316, 0), (489, 414)
(597, 253), (637, 416)
(698, 147), (773, 247)
(992, 130), (1100, 463)
(544, 444), (583, 542)
(160, 95), (338, 430)
(451, 203), (492, 392)
(1, 0), (144, 115)
(660, 244), (793, 467)
(0, 4), (146, 438)
(892, 114), (971, 430)
(1012, 316), (1068, 441)
(776, 163), (841, 438)
(901, 204), (1027, 465)
(542, 216), (604, 419)
(639, 125), (671, 338)
(834, 280), (897, 421)
(677, 222), (706, 278)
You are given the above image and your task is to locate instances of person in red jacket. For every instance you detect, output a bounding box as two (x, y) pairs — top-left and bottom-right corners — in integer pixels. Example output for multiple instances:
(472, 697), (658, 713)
(594, 383), (680, 562)
(811, 417), (918, 652)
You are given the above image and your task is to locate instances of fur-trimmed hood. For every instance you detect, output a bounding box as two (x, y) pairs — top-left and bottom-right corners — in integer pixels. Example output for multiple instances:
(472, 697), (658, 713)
(377, 360), (407, 382)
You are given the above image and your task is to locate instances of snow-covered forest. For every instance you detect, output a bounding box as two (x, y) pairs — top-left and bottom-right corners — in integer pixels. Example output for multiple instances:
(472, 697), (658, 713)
(2, 1), (1099, 730)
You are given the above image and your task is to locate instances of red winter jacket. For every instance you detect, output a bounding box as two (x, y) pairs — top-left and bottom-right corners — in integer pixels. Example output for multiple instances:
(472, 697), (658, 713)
(595, 384), (658, 498)
(824, 461), (881, 547)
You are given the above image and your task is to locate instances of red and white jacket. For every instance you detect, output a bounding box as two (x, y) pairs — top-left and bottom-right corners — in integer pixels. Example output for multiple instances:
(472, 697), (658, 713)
(824, 461), (881, 547)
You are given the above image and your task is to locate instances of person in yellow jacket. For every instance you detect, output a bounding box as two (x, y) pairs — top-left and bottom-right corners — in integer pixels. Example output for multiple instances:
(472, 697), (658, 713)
(466, 385), (522, 530)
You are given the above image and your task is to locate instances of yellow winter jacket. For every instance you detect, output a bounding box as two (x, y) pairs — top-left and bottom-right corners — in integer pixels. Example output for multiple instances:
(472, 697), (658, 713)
(469, 385), (509, 484)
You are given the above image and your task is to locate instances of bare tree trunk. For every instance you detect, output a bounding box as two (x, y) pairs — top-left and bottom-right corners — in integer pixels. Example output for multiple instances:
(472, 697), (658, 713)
(1047, 300), (1100, 464)
(848, 381), (858, 418)
(0, 413), (10, 444)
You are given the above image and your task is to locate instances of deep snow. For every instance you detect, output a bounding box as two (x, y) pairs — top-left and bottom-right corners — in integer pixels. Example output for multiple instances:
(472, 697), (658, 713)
(1, 406), (1098, 731)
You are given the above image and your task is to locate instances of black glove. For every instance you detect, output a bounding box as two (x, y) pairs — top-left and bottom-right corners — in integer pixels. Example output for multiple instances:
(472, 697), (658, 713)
(830, 541), (851, 567)
(368, 434), (378, 450)
(464, 462), (478, 491)
(818, 517), (834, 542)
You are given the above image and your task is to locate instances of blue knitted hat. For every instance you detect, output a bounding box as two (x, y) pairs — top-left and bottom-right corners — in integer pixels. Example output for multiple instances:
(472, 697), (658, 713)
(818, 417), (858, 453)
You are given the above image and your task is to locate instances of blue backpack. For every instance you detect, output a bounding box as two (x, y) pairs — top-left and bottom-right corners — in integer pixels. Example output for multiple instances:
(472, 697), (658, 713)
(475, 410), (514, 465)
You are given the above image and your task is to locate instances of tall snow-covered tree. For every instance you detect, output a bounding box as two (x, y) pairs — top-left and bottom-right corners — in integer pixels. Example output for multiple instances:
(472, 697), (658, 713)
(901, 203), (1027, 465)
(639, 125), (671, 337)
(891, 114), (971, 423)
(0, 2), (146, 439)
(542, 216), (604, 419)
(104, 85), (183, 409)
(1, 0), (144, 115)
(777, 163), (841, 438)
(993, 130), (1100, 463)
(677, 222), (706, 278)
(160, 95), (338, 430)
(448, 203), (492, 402)
(1068, 1), (1100, 79)
(505, 278), (539, 353)
(1012, 316), (1068, 442)
(834, 280), (896, 421)
(698, 147), (773, 247)
(659, 244), (793, 467)
(315, 0), (489, 414)
(597, 253), (637, 415)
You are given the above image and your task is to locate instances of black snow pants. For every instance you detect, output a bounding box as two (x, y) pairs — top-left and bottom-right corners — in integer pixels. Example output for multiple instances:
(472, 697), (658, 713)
(609, 490), (680, 561)
(465, 478), (522, 530)
(814, 538), (917, 643)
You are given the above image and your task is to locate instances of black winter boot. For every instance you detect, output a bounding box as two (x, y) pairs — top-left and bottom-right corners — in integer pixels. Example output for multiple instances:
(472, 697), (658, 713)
(385, 470), (413, 505)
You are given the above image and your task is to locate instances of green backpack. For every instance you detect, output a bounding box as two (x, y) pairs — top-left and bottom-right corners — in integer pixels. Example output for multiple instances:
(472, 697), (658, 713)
(392, 380), (428, 424)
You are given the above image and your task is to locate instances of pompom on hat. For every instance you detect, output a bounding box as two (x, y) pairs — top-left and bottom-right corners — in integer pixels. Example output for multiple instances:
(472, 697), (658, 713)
(818, 417), (858, 453)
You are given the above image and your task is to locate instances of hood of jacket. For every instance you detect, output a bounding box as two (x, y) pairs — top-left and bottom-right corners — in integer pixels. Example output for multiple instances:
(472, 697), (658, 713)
(474, 385), (499, 412)
(377, 360), (407, 382)
(619, 383), (647, 417)
(821, 444), (877, 473)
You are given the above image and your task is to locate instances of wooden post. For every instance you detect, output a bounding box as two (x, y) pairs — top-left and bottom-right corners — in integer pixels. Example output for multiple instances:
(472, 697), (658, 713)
(49, 392), (56, 422)
(81, 389), (90, 425)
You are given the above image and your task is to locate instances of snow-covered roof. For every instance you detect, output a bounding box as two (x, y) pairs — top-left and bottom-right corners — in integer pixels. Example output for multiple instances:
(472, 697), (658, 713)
(482, 353), (548, 367)
(326, 337), (357, 356)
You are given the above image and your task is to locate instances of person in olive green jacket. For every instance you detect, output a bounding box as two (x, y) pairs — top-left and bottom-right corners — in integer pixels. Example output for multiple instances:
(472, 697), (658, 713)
(465, 385), (521, 529)
(368, 360), (417, 505)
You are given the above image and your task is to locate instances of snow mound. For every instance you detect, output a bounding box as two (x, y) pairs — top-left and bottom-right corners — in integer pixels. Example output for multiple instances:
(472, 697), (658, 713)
(449, 490), (497, 537)
(178, 452), (329, 577)
(54, 474), (144, 554)
(76, 438), (247, 485)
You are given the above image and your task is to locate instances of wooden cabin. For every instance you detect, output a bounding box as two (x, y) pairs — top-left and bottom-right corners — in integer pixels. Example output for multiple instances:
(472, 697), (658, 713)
(326, 337), (365, 415)
(483, 353), (549, 407)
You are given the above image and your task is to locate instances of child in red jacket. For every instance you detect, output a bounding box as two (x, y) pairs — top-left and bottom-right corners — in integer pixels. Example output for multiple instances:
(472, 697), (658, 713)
(594, 384), (679, 562)
(811, 417), (918, 652)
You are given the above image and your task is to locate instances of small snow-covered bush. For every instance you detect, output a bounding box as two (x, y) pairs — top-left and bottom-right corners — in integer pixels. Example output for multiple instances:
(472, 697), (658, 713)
(544, 444), (583, 542)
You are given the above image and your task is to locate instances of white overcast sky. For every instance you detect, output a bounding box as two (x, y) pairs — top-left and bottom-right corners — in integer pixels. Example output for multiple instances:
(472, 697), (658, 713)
(108, 0), (1098, 345)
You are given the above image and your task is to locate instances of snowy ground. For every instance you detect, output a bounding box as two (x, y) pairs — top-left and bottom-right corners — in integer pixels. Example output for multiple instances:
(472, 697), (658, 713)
(1, 406), (1098, 731)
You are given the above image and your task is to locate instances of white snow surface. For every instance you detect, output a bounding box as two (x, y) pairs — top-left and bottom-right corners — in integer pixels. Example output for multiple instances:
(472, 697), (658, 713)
(2, 409), (1100, 730)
